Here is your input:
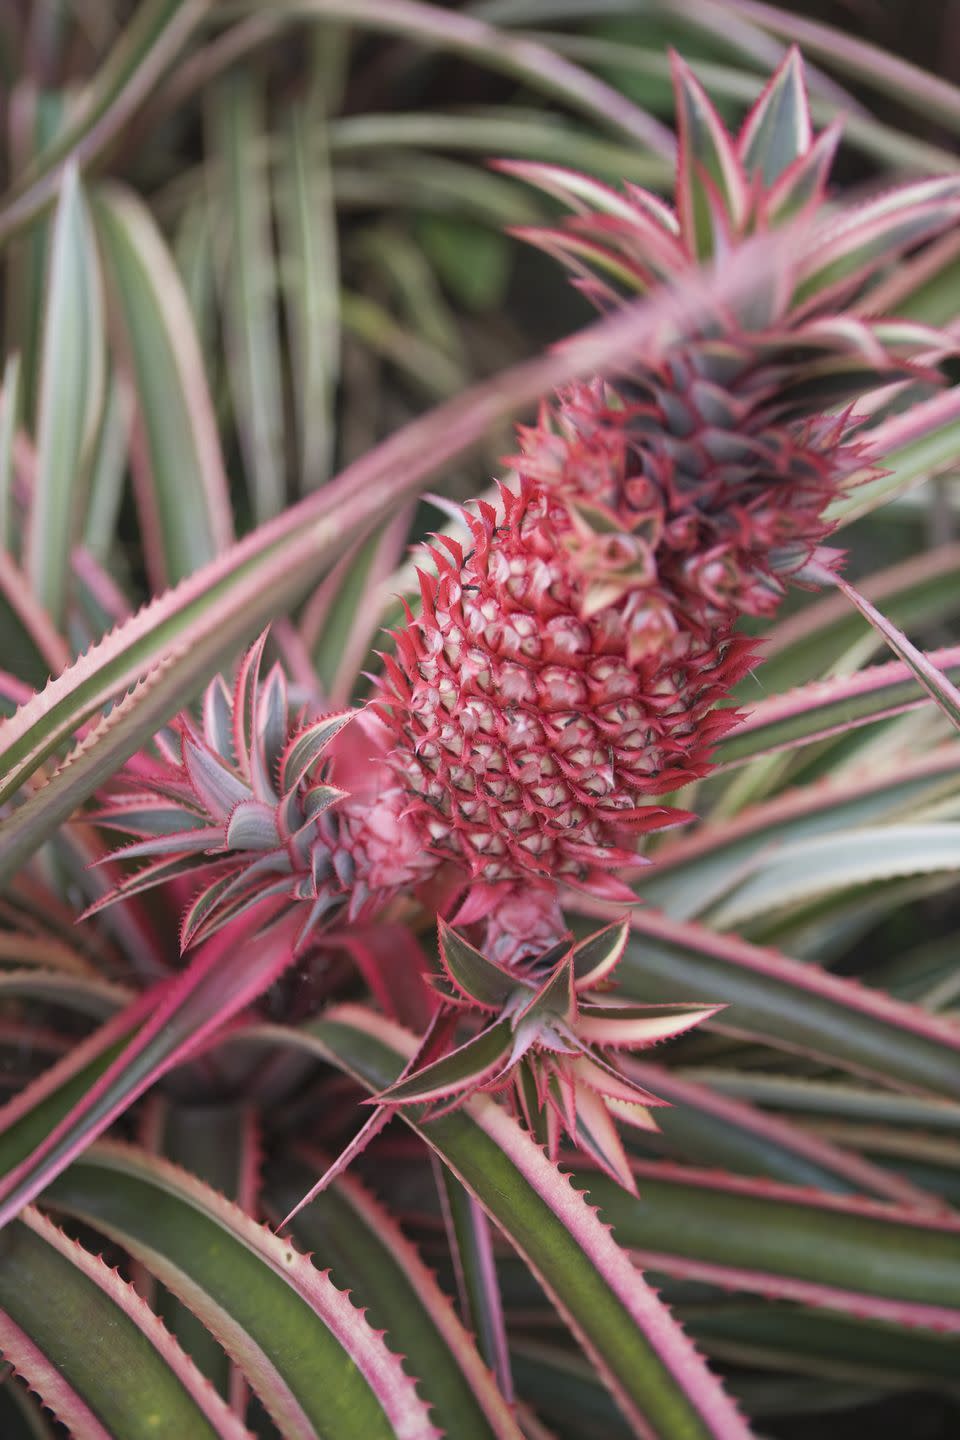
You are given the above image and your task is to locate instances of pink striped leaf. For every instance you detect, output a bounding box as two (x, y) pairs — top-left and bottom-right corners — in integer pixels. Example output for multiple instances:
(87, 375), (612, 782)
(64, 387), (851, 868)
(0, 1205), (251, 1439)
(714, 0), (960, 131)
(713, 643), (960, 768)
(672, 52), (749, 258)
(828, 572), (960, 732)
(601, 908), (960, 1098)
(149, 1100), (262, 1414)
(585, 1161), (960, 1332)
(272, 1150), (524, 1439)
(737, 47), (811, 186)
(43, 1141), (438, 1440)
(646, 745), (960, 921)
(0, 911), (298, 1228)
(625, 1060), (941, 1209)
(435, 1167), (516, 1408)
(761, 541), (960, 691)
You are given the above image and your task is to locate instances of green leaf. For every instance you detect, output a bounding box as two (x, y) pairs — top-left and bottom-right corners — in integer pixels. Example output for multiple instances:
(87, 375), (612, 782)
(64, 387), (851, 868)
(759, 544), (960, 693)
(275, 46), (342, 492)
(630, 1062), (935, 1205)
(681, 1300), (960, 1390)
(713, 644), (960, 769)
(379, 1018), (515, 1106)
(0, 1206), (249, 1439)
(46, 1143), (437, 1440)
(672, 52), (747, 259)
(418, 215), (511, 311)
(5, 90), (69, 428)
(82, 369), (133, 564)
(94, 185), (232, 584)
(830, 387), (960, 526)
(738, 47), (811, 186)
(586, 1163), (960, 1331)
(271, 1156), (523, 1439)
(609, 911), (960, 1098)
(0, 919), (297, 1227)
(155, 1103), (257, 1403)
(646, 748), (960, 921)
(173, 0), (676, 158)
(439, 920), (517, 1009)
(830, 575), (960, 733)
(209, 72), (286, 525)
(678, 1072), (960, 1134)
(713, 0), (960, 133)
(572, 919), (629, 988)
(280, 1008), (752, 1440)
(0, 0), (215, 247)
(435, 1169), (515, 1405)
(705, 823), (960, 931)
(304, 512), (413, 703)
(0, 353), (21, 553)
(796, 182), (960, 307)
(27, 163), (104, 628)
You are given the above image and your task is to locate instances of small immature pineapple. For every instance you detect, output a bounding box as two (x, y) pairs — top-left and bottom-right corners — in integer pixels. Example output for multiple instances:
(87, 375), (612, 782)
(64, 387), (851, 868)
(375, 49), (958, 957)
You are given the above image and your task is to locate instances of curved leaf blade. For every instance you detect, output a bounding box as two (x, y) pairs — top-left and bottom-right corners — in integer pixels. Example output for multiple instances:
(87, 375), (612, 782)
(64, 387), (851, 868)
(603, 909), (960, 1098)
(589, 1162), (960, 1331)
(45, 1143), (437, 1440)
(714, 644), (960, 768)
(27, 164), (104, 628)
(269, 1155), (523, 1439)
(94, 184), (233, 584)
(0, 0), (215, 246)
(0, 1206), (250, 1440)
(0, 916), (297, 1228)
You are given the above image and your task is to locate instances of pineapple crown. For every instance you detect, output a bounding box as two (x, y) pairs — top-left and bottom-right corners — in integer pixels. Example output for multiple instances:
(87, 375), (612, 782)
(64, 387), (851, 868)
(490, 49), (959, 639)
(500, 48), (960, 321)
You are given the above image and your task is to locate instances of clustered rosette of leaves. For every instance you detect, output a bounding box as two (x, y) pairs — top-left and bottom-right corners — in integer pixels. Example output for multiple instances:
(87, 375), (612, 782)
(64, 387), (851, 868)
(84, 629), (434, 953)
(85, 44), (960, 1210)
(2, 11), (960, 1440)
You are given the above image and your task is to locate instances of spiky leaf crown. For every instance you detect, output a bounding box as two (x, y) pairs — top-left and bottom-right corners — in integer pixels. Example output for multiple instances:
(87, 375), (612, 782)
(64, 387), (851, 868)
(377, 918), (718, 1190)
(87, 632), (434, 951)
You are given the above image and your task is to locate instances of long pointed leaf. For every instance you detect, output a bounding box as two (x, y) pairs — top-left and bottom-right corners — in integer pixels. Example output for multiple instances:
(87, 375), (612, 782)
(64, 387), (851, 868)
(714, 644), (960, 768)
(0, 0), (215, 246)
(271, 1153), (523, 1439)
(588, 1162), (960, 1331)
(45, 1143), (437, 1440)
(0, 914), (297, 1227)
(273, 1007), (753, 1440)
(830, 574), (960, 732)
(95, 185), (233, 584)
(26, 164), (104, 627)
(596, 909), (960, 1098)
(0, 1205), (250, 1439)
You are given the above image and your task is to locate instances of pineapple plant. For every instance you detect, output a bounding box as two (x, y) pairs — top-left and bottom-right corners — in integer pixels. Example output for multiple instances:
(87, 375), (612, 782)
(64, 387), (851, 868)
(0, 6), (959, 1440)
